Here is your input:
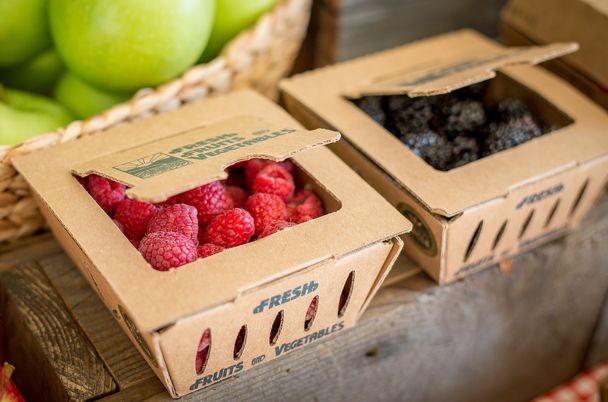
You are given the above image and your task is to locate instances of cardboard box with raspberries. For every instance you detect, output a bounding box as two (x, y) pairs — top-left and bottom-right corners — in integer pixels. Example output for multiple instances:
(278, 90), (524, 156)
(281, 30), (608, 284)
(13, 90), (411, 397)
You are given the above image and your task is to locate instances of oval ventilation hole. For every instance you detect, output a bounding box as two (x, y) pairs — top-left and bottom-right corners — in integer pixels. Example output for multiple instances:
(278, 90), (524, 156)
(233, 325), (247, 360)
(492, 220), (508, 251)
(338, 271), (355, 318)
(269, 310), (284, 345)
(195, 328), (211, 375)
(544, 199), (561, 228)
(304, 296), (319, 331)
(569, 179), (590, 217)
(463, 221), (484, 262)
(519, 209), (535, 239)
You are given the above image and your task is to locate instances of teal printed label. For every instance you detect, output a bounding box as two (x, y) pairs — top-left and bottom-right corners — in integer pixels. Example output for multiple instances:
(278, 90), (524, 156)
(397, 202), (437, 256)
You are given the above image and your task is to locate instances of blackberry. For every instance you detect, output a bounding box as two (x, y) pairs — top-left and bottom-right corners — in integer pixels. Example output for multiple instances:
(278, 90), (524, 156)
(387, 95), (433, 134)
(447, 135), (480, 169)
(482, 115), (542, 156)
(494, 97), (532, 121)
(435, 98), (486, 135)
(401, 130), (453, 171)
(354, 96), (385, 125)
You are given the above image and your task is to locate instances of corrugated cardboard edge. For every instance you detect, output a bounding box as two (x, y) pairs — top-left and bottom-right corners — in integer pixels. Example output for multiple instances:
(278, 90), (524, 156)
(72, 116), (340, 202)
(344, 42), (578, 98)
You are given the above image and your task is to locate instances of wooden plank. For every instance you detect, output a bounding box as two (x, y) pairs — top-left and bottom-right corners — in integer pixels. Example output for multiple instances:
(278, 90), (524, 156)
(0, 233), (61, 271)
(5, 194), (608, 401)
(131, 193), (608, 401)
(1, 261), (116, 401)
(38, 253), (156, 390)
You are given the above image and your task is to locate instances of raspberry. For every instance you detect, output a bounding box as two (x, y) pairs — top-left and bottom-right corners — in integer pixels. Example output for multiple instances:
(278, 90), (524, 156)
(114, 199), (159, 240)
(130, 238), (140, 248)
(226, 186), (248, 209)
(245, 193), (288, 235)
(182, 181), (233, 225)
(198, 243), (224, 258)
(277, 160), (295, 176)
(156, 194), (183, 208)
(294, 215), (313, 224)
(87, 174), (125, 214)
(112, 219), (124, 233)
(258, 220), (296, 239)
(139, 232), (197, 271)
(203, 208), (255, 248)
(244, 159), (268, 188)
(287, 189), (324, 221)
(252, 164), (295, 201)
(305, 297), (318, 322)
(147, 204), (198, 243)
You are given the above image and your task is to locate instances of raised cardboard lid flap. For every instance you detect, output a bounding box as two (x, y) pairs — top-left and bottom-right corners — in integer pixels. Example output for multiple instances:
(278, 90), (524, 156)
(345, 42), (578, 98)
(72, 115), (340, 202)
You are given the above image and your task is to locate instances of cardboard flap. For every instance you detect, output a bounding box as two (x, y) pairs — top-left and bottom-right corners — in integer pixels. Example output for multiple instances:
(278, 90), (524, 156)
(72, 115), (340, 202)
(345, 42), (578, 98)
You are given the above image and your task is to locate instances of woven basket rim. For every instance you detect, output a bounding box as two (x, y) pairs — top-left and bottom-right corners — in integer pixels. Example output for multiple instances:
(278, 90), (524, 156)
(0, 0), (306, 158)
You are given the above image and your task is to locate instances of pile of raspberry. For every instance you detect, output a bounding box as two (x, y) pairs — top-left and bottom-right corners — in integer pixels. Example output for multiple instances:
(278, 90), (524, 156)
(80, 159), (324, 271)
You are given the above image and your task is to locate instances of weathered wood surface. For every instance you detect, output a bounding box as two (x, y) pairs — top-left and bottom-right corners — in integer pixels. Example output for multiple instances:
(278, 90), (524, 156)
(309, 0), (508, 67)
(1, 192), (607, 401)
(1, 260), (116, 401)
(39, 254), (156, 390)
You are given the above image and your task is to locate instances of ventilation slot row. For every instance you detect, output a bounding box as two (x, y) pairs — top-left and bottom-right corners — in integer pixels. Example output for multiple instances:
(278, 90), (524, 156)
(519, 209), (535, 239)
(463, 221), (484, 262)
(569, 178), (590, 217)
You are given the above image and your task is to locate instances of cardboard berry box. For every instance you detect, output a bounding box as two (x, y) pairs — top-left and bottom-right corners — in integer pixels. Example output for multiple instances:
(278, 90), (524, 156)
(280, 30), (608, 284)
(12, 90), (411, 397)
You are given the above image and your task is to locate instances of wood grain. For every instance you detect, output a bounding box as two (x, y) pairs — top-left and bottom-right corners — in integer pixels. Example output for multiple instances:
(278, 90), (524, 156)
(3, 194), (607, 401)
(1, 261), (116, 401)
(39, 253), (156, 390)
(136, 193), (608, 401)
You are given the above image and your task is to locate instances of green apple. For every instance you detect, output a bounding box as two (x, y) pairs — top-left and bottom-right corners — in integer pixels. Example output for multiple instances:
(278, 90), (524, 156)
(0, 50), (63, 94)
(199, 0), (277, 63)
(0, 87), (73, 145)
(49, 0), (215, 92)
(54, 72), (131, 119)
(0, 0), (51, 68)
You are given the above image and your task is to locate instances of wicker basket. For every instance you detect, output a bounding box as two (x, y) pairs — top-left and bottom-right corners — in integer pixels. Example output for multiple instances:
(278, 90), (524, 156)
(0, 0), (311, 243)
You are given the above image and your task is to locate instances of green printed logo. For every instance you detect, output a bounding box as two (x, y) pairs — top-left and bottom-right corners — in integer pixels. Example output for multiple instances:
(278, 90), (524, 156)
(397, 202), (437, 256)
(113, 153), (191, 179)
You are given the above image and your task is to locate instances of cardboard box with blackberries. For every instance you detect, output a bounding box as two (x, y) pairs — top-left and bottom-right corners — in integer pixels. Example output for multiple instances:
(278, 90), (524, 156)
(281, 30), (608, 284)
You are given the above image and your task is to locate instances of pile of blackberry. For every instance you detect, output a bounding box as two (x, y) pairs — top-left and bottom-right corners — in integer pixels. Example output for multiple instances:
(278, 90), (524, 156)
(353, 83), (553, 171)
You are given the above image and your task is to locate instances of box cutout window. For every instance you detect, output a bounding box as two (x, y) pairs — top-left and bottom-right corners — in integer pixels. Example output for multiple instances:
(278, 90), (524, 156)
(338, 271), (355, 318)
(569, 178), (589, 217)
(304, 296), (319, 331)
(269, 310), (284, 345)
(233, 325), (247, 360)
(492, 220), (508, 251)
(75, 157), (341, 272)
(519, 209), (535, 239)
(351, 72), (573, 171)
(195, 328), (211, 375)
(545, 199), (561, 228)
(464, 221), (483, 262)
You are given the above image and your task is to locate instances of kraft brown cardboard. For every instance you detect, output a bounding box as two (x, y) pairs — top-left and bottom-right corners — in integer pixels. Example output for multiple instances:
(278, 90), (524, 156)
(280, 29), (608, 284)
(501, 0), (608, 109)
(13, 90), (411, 397)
